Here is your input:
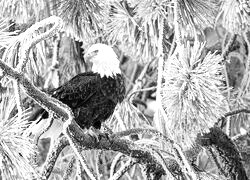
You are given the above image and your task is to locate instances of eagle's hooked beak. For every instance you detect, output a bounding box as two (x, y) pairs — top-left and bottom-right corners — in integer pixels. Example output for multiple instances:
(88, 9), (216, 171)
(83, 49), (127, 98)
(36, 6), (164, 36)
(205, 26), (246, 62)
(84, 49), (99, 71)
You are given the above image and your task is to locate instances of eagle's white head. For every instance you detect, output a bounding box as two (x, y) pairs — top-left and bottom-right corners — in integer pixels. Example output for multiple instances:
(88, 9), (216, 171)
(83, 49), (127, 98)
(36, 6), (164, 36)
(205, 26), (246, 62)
(84, 43), (121, 78)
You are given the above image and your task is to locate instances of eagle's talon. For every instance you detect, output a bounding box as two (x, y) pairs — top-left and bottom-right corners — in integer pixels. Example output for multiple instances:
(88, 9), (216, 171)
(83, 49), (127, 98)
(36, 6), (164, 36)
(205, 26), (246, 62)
(87, 127), (111, 143)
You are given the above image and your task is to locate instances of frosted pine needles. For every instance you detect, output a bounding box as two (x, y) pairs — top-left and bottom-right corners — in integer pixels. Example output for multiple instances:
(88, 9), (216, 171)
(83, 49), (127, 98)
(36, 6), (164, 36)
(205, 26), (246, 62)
(0, 93), (37, 179)
(162, 42), (227, 149)
(218, 0), (250, 34)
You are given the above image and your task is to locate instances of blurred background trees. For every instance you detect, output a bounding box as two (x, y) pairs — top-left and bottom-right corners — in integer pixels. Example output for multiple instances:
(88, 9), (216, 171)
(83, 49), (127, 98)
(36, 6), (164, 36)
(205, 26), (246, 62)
(0, 0), (250, 179)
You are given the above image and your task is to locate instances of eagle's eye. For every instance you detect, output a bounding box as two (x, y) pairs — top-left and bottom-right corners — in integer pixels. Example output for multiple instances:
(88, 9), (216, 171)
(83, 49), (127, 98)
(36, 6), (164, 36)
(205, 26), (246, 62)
(93, 50), (99, 54)
(84, 49), (99, 62)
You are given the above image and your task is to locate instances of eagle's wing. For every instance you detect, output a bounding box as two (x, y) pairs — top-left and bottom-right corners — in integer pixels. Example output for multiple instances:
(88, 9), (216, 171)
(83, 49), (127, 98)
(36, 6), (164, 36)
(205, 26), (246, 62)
(51, 72), (100, 108)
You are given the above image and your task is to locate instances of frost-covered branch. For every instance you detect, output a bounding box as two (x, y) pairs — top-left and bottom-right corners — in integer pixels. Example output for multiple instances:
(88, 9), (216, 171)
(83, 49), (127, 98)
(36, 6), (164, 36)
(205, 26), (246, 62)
(0, 58), (73, 119)
(63, 127), (98, 180)
(218, 108), (250, 128)
(16, 16), (63, 71)
(197, 127), (248, 179)
(62, 157), (76, 180)
(41, 136), (69, 179)
(109, 159), (137, 180)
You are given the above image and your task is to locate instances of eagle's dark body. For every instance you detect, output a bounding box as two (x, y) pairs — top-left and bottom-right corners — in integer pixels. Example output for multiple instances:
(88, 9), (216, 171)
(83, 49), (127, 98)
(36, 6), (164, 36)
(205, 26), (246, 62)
(42, 72), (125, 129)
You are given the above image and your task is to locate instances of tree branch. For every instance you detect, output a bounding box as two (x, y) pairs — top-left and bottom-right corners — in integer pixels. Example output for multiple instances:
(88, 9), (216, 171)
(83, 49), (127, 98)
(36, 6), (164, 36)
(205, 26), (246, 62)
(109, 159), (137, 180)
(67, 123), (181, 177)
(0, 57), (73, 120)
(218, 108), (250, 127)
(62, 157), (76, 180)
(63, 126), (98, 180)
(41, 136), (69, 180)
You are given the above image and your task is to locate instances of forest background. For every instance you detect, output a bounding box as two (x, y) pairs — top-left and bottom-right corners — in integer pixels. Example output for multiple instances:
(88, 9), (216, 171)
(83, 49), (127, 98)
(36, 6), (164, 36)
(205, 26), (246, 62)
(0, 0), (249, 180)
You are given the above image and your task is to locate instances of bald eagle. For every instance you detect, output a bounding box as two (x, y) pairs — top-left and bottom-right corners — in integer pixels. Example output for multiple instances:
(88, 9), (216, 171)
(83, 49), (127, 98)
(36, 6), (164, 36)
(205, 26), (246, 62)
(32, 44), (125, 135)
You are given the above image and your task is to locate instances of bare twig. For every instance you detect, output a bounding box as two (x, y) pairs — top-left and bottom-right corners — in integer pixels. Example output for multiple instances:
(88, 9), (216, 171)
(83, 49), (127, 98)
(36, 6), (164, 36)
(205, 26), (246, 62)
(35, 115), (54, 144)
(76, 160), (84, 179)
(168, 35), (176, 57)
(207, 147), (227, 177)
(63, 125), (98, 180)
(96, 150), (104, 180)
(237, 31), (250, 99)
(232, 130), (249, 141)
(224, 109), (250, 117)
(109, 159), (137, 180)
(62, 157), (76, 180)
(154, 17), (168, 137)
(221, 33), (237, 136)
(41, 136), (69, 180)
(218, 108), (250, 127)
(127, 62), (151, 99)
(172, 144), (197, 180)
(139, 145), (174, 178)
(126, 63), (138, 94)
(110, 153), (124, 177)
(13, 80), (23, 118)
(221, 33), (237, 60)
(127, 86), (156, 102)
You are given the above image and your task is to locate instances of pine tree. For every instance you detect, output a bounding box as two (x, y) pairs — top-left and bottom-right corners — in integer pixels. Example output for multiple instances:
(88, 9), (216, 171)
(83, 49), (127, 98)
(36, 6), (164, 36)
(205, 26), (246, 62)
(0, 0), (249, 179)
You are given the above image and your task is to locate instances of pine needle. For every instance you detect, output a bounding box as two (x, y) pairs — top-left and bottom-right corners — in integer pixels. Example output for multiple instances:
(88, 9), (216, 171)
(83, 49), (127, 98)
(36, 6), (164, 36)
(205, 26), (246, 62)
(162, 41), (227, 149)
(0, 93), (38, 179)
(0, 20), (17, 51)
(0, 0), (45, 24)
(175, 0), (218, 38)
(55, 0), (107, 42)
(218, 0), (250, 34)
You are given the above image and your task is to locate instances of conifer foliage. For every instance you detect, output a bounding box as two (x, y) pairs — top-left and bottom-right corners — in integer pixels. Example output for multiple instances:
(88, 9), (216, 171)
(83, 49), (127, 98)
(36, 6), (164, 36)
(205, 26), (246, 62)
(0, 0), (250, 179)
